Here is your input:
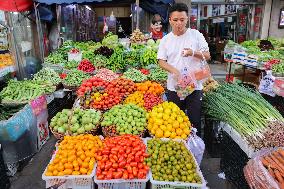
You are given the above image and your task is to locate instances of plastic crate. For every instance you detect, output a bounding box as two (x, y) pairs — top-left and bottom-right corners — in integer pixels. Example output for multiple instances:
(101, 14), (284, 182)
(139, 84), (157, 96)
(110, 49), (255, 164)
(144, 138), (207, 189)
(42, 153), (95, 189)
(94, 174), (148, 189)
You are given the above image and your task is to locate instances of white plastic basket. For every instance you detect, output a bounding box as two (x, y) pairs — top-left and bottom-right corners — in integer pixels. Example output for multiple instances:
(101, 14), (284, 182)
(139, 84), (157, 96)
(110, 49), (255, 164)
(94, 167), (149, 189)
(42, 152), (96, 189)
(144, 138), (207, 189)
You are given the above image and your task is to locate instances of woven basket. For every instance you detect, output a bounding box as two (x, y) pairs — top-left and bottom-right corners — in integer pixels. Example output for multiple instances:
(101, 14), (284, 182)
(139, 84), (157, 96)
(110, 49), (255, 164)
(158, 80), (167, 89)
(50, 127), (65, 141)
(63, 84), (79, 91)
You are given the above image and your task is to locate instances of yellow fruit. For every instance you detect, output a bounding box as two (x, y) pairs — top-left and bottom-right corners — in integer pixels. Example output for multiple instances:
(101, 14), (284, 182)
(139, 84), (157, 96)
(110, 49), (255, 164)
(155, 128), (163, 138)
(158, 107), (164, 113)
(177, 117), (183, 123)
(173, 122), (179, 129)
(160, 125), (167, 131)
(163, 114), (170, 120)
(148, 124), (153, 130)
(166, 124), (173, 131)
(181, 134), (188, 139)
(179, 122), (186, 129)
(176, 128), (183, 136)
(157, 113), (163, 119)
(164, 108), (171, 114)
(45, 171), (53, 176)
(171, 113), (177, 119)
(183, 128), (190, 135)
(151, 129), (156, 135)
(152, 125), (159, 131)
(164, 131), (171, 138)
(175, 136), (182, 139)
(155, 119), (163, 125)
(170, 132), (177, 138)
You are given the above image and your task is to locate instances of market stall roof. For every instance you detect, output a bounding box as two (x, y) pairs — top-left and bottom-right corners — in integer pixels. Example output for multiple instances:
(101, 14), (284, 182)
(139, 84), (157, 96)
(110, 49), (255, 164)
(33, 0), (173, 5)
(0, 0), (33, 12)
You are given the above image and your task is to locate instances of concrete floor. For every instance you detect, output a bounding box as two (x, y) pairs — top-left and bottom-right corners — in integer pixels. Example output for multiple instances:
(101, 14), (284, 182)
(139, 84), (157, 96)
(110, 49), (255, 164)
(9, 63), (236, 189)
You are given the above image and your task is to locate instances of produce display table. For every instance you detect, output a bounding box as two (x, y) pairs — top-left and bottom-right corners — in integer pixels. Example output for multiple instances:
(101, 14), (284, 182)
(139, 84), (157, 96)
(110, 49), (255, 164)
(225, 60), (264, 84)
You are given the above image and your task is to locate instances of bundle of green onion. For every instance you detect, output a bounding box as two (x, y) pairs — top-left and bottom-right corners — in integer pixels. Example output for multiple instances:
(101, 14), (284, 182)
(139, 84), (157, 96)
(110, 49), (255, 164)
(203, 83), (284, 139)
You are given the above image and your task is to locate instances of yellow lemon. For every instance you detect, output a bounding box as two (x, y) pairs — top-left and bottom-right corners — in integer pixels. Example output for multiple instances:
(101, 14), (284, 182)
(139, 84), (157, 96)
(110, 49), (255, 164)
(171, 113), (177, 119)
(152, 125), (159, 131)
(164, 108), (171, 114)
(151, 129), (156, 135)
(173, 122), (179, 129)
(148, 124), (153, 130)
(184, 116), (189, 122)
(183, 127), (190, 135)
(171, 128), (176, 132)
(155, 128), (163, 138)
(164, 131), (171, 138)
(158, 107), (164, 113)
(176, 128), (183, 136)
(166, 124), (173, 131)
(155, 119), (163, 125)
(170, 132), (177, 138)
(179, 122), (186, 129)
(181, 134), (188, 139)
(160, 125), (167, 131)
(163, 114), (170, 120)
(167, 118), (174, 124)
(177, 117), (183, 123)
(157, 113), (163, 119)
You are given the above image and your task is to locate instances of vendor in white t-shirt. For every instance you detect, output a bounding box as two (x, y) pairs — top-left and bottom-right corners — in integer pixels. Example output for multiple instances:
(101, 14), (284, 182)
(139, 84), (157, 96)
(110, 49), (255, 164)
(157, 3), (211, 135)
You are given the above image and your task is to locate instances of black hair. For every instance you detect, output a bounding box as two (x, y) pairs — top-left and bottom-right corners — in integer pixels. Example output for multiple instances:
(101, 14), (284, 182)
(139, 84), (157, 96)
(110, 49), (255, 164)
(169, 3), (188, 15)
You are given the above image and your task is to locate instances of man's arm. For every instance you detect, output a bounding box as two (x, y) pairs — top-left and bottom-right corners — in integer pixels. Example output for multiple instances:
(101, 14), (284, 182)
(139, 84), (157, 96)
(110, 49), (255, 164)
(183, 49), (211, 61)
(159, 59), (180, 79)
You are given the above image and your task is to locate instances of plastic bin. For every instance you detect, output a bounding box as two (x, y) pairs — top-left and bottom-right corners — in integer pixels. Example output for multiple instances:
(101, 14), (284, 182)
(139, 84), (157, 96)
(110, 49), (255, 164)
(144, 138), (207, 189)
(94, 175), (148, 189)
(42, 153), (95, 189)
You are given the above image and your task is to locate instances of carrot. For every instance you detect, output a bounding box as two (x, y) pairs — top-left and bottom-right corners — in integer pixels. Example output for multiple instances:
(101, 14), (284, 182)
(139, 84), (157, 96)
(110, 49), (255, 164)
(261, 157), (270, 168)
(269, 155), (284, 174)
(264, 156), (278, 169)
(273, 152), (284, 167)
(274, 169), (284, 183)
(277, 149), (284, 159)
(268, 167), (276, 179)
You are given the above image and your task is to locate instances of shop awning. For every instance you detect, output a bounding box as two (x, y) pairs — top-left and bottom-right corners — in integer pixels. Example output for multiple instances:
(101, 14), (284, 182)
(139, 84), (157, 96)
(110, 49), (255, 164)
(34, 0), (112, 5)
(0, 0), (33, 12)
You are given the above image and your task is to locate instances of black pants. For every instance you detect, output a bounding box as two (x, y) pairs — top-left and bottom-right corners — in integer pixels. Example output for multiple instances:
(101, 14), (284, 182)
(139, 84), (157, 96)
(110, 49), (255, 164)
(166, 90), (203, 136)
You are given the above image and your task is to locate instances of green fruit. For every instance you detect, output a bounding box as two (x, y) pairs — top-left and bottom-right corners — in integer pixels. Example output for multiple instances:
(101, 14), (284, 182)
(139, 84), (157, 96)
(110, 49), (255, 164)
(53, 126), (59, 132)
(71, 117), (78, 124)
(57, 127), (65, 134)
(84, 123), (93, 131)
(77, 127), (85, 134)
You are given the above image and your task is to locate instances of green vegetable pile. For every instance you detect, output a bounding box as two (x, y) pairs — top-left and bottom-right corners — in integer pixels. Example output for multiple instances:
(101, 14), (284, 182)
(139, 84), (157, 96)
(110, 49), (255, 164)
(140, 47), (158, 67)
(64, 60), (79, 70)
(203, 83), (283, 139)
(123, 68), (147, 82)
(106, 47), (125, 72)
(0, 104), (25, 121)
(63, 70), (91, 87)
(44, 52), (67, 65)
(33, 67), (61, 85)
(101, 104), (147, 135)
(147, 67), (168, 81)
(102, 32), (120, 49)
(0, 80), (55, 102)
(272, 61), (284, 74)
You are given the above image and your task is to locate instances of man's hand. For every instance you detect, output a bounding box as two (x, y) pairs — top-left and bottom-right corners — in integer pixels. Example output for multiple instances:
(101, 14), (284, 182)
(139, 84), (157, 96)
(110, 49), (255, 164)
(172, 69), (181, 81)
(182, 48), (194, 57)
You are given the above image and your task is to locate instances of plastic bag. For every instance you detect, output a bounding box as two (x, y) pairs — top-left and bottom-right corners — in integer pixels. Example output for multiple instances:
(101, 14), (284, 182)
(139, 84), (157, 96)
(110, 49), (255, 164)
(259, 70), (276, 97)
(194, 53), (211, 81)
(244, 148), (282, 189)
(175, 67), (197, 100)
(187, 128), (205, 165)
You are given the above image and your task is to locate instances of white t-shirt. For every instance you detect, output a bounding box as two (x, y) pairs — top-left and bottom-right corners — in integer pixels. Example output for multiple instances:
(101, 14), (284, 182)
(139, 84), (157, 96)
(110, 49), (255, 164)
(157, 29), (209, 91)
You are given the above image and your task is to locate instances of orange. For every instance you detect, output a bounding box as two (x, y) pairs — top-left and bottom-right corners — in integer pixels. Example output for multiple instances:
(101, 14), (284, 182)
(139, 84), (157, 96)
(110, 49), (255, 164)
(80, 167), (88, 174)
(60, 158), (68, 164)
(64, 163), (73, 170)
(87, 170), (92, 175)
(63, 169), (72, 175)
(74, 166), (80, 171)
(84, 157), (91, 163)
(82, 162), (89, 169)
(47, 165), (54, 172)
(45, 171), (53, 176)
(72, 160), (79, 167)
(53, 170), (59, 176)
(58, 172), (65, 176)
(77, 158), (83, 166)
(89, 161), (95, 170)
(68, 155), (76, 163)
(57, 164), (65, 172)
(53, 158), (60, 164)
(80, 154), (86, 161)
(76, 150), (84, 157)
(72, 171), (81, 175)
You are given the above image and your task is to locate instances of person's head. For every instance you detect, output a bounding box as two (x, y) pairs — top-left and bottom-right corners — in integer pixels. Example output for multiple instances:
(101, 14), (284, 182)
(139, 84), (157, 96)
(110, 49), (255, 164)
(151, 14), (163, 32)
(169, 3), (189, 35)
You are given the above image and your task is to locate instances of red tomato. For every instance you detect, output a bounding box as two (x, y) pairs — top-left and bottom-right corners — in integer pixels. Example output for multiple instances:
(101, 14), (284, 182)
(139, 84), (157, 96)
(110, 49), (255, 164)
(118, 161), (126, 168)
(114, 171), (123, 179)
(122, 171), (128, 179)
(129, 174), (134, 179)
(130, 162), (138, 167)
(106, 171), (113, 179)
(132, 167), (138, 177)
(97, 175), (105, 180)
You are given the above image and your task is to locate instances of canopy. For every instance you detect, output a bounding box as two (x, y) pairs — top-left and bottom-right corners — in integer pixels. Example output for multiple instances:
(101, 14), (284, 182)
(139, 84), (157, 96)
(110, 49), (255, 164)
(33, 0), (172, 5)
(0, 0), (33, 12)
(34, 0), (111, 5)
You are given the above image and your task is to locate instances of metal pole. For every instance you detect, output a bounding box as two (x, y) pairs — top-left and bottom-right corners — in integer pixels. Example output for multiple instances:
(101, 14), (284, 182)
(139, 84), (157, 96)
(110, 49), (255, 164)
(34, 2), (44, 62)
(136, 0), (139, 30)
